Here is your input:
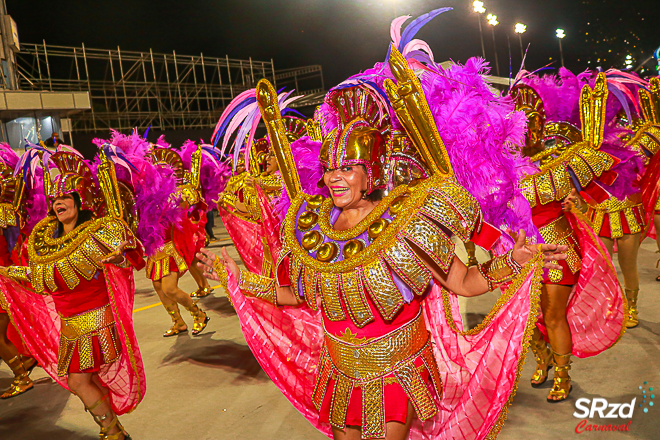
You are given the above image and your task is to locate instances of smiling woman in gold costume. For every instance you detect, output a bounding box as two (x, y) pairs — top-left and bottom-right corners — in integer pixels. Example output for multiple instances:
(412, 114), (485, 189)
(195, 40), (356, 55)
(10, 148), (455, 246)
(196, 11), (570, 438)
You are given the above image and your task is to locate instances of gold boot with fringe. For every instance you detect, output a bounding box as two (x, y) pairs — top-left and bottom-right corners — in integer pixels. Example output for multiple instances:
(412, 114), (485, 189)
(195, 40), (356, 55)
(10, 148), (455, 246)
(547, 351), (572, 403)
(625, 288), (639, 328)
(530, 330), (553, 387)
(186, 301), (210, 336)
(163, 303), (187, 337)
(1, 355), (33, 399)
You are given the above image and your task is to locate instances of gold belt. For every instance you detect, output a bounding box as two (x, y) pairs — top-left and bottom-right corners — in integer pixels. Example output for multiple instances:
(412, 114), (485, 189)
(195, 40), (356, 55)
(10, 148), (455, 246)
(315, 311), (442, 438)
(324, 311), (428, 382)
(58, 304), (119, 376)
(538, 215), (581, 281)
(60, 304), (115, 339)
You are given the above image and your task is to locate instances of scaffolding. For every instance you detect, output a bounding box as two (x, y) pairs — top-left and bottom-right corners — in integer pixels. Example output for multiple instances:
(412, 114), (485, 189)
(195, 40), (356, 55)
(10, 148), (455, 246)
(14, 42), (325, 132)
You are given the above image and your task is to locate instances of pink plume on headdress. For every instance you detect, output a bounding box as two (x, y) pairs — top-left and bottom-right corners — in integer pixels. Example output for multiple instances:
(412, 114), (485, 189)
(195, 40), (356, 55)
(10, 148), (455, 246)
(214, 88), (303, 172)
(0, 144), (20, 169)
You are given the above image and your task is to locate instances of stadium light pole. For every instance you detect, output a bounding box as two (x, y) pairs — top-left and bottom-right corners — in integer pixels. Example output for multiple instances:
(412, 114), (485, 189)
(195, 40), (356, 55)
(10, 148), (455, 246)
(473, 1), (487, 60)
(487, 14), (500, 76)
(515, 23), (527, 60)
(556, 29), (566, 67)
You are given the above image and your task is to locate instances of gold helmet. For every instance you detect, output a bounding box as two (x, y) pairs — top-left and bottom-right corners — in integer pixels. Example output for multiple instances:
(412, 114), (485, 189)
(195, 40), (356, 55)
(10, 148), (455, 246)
(46, 152), (97, 212)
(317, 85), (391, 194)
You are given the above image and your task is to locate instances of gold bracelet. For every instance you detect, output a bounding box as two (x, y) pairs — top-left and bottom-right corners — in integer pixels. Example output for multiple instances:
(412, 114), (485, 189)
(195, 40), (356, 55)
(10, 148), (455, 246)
(477, 250), (522, 291)
(212, 257), (229, 294)
(238, 270), (277, 305)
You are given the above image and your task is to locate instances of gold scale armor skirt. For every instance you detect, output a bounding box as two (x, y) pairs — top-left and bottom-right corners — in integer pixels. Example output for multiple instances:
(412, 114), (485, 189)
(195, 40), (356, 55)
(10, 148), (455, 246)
(313, 311), (442, 439)
(58, 304), (120, 376)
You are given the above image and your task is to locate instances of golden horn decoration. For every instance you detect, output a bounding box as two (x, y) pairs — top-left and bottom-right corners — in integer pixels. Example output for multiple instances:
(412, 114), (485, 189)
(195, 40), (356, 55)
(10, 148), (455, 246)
(12, 175), (26, 213)
(306, 118), (323, 142)
(384, 46), (452, 177)
(639, 77), (660, 124)
(97, 151), (124, 220)
(580, 72), (608, 148)
(255, 79), (301, 199)
(186, 144), (202, 190)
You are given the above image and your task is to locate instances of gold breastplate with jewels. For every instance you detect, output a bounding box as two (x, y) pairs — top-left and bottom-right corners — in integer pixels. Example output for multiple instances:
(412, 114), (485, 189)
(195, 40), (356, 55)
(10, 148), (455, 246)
(279, 175), (481, 327)
(27, 216), (135, 293)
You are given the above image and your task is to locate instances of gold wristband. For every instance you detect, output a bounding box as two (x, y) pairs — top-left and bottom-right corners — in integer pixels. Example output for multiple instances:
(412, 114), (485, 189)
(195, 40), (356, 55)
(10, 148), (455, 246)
(238, 270), (277, 305)
(212, 257), (229, 294)
(477, 250), (522, 291)
(6, 266), (31, 283)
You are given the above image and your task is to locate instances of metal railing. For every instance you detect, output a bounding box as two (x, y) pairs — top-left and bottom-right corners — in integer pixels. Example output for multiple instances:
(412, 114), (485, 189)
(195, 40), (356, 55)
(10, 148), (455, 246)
(15, 42), (325, 132)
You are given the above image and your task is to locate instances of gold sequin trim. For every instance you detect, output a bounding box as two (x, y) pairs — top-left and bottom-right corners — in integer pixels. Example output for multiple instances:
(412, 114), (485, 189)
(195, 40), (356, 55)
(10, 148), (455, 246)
(538, 215), (582, 282)
(28, 216), (136, 294)
(145, 240), (188, 281)
(57, 304), (119, 376)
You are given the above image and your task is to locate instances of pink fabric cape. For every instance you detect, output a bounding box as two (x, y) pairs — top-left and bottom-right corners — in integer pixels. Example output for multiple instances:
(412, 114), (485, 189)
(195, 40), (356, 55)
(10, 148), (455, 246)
(642, 153), (660, 241)
(226, 260), (543, 440)
(535, 209), (627, 358)
(225, 189), (545, 439)
(217, 206), (265, 274)
(0, 265), (146, 415)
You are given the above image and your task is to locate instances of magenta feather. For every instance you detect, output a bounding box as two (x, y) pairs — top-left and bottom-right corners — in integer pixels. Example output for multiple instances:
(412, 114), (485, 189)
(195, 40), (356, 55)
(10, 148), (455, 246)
(420, 57), (538, 246)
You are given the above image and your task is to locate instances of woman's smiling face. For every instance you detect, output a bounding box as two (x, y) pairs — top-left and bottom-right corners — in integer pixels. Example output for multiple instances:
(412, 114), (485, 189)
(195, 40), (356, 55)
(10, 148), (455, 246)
(52, 194), (78, 224)
(322, 165), (369, 209)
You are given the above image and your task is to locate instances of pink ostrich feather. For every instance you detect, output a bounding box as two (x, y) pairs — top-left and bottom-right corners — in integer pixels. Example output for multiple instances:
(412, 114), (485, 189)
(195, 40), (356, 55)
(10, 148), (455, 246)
(421, 57), (537, 245)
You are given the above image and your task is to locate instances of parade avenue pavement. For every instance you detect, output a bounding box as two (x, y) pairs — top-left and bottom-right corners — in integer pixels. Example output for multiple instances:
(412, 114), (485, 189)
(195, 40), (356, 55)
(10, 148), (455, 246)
(1, 223), (658, 439)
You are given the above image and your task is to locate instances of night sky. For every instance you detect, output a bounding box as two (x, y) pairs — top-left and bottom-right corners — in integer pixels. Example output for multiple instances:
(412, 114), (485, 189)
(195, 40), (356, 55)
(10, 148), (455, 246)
(8, 0), (660, 87)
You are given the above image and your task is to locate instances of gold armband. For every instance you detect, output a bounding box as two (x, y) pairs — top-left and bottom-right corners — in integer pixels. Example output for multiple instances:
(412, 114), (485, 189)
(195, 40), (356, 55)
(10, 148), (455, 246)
(238, 270), (277, 305)
(6, 266), (31, 283)
(477, 250), (522, 291)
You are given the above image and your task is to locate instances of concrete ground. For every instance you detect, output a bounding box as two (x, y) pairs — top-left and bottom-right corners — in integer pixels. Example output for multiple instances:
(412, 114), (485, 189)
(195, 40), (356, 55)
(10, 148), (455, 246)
(0, 222), (658, 440)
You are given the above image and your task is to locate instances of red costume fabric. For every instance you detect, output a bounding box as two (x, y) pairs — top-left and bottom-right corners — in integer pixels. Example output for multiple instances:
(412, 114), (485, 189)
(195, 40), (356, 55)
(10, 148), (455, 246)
(0, 263), (146, 415)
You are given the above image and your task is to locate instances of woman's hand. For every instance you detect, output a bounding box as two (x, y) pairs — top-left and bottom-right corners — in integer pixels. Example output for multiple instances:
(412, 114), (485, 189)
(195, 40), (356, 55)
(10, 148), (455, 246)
(100, 241), (128, 265)
(196, 248), (239, 281)
(509, 229), (568, 271)
(562, 189), (584, 213)
(244, 176), (256, 188)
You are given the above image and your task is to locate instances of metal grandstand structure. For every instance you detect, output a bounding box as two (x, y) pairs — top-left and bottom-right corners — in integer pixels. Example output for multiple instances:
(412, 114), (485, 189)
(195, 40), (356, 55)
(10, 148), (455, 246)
(14, 42), (325, 132)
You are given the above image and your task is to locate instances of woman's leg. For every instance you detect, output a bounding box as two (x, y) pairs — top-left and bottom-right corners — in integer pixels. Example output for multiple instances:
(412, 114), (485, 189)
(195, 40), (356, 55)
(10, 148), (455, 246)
(152, 280), (187, 336)
(68, 372), (125, 438)
(541, 284), (573, 401)
(0, 314), (33, 398)
(600, 236), (614, 257)
(0, 314), (19, 363)
(161, 272), (209, 335)
(617, 233), (642, 327)
(331, 402), (415, 440)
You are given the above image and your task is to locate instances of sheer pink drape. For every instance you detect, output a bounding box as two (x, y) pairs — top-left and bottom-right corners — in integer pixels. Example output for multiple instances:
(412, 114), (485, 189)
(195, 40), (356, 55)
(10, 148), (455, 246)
(537, 210), (626, 358)
(0, 265), (146, 415)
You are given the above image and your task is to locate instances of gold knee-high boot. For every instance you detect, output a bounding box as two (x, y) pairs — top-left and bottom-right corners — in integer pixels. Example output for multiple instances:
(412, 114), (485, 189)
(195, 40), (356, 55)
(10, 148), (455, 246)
(185, 301), (209, 336)
(547, 351), (572, 403)
(163, 303), (187, 337)
(530, 329), (553, 387)
(0, 355), (33, 398)
(625, 288), (639, 328)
